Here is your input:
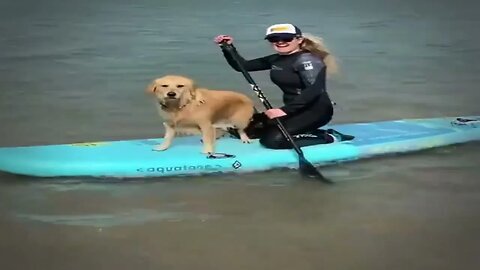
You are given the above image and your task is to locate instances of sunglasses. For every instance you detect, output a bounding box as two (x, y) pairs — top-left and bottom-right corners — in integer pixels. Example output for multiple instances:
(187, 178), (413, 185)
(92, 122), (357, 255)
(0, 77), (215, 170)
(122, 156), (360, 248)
(266, 36), (295, 43)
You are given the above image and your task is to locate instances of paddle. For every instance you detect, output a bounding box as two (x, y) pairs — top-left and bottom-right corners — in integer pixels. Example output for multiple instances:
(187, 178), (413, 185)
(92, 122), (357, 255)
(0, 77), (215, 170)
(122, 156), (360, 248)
(220, 42), (332, 183)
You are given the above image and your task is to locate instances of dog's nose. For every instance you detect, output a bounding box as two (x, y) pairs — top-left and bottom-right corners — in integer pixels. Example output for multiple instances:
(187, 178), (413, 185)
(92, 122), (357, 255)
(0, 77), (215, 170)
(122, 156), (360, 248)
(166, 91), (176, 97)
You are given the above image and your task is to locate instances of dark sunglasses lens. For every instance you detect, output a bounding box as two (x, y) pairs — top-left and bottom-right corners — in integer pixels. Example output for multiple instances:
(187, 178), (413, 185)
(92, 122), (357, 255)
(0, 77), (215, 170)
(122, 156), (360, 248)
(268, 37), (294, 43)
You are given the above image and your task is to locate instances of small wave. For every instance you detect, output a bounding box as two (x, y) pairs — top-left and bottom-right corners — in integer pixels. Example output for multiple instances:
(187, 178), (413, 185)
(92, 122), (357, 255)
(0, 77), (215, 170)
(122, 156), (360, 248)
(15, 208), (220, 227)
(356, 20), (392, 29)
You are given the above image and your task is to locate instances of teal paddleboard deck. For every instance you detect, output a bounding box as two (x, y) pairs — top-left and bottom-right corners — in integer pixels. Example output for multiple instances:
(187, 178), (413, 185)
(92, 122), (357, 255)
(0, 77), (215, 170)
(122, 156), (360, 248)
(0, 116), (479, 178)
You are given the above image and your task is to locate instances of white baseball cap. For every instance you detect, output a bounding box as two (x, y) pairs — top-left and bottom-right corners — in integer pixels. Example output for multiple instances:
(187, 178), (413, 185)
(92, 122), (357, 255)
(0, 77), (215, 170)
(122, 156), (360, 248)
(264, 23), (302, 39)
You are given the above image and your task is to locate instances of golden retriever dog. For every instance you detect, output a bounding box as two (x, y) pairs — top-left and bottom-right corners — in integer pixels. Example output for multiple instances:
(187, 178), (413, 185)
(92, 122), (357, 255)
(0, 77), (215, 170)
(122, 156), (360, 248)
(145, 75), (255, 154)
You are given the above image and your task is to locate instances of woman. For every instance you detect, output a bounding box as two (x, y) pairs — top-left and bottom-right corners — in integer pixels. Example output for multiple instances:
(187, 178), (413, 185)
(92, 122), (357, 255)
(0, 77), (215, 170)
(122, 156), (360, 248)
(214, 23), (352, 149)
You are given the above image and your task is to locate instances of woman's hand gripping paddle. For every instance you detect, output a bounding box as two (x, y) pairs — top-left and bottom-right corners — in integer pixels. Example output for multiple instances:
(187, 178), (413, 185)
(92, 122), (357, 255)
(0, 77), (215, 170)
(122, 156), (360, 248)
(220, 42), (332, 184)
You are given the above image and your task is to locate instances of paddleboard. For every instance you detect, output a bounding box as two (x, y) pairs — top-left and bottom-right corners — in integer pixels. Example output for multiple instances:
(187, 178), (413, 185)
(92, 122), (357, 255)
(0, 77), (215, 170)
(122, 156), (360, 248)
(0, 116), (479, 178)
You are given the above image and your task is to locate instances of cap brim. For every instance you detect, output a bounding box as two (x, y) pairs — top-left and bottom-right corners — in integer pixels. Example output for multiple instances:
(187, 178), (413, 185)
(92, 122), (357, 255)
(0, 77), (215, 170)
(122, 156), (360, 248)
(264, 33), (297, 40)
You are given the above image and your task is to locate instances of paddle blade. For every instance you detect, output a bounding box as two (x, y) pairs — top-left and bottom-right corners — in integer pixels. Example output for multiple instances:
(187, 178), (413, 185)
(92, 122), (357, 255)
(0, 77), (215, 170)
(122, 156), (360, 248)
(299, 156), (333, 184)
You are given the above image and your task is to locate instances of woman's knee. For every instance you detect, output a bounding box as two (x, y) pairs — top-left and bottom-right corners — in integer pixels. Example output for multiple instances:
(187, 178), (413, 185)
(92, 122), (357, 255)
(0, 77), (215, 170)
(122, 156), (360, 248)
(259, 132), (289, 149)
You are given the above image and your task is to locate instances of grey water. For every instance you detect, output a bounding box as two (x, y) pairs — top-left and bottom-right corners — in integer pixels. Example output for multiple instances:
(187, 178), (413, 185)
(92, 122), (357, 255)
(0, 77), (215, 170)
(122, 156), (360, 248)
(1, 0), (479, 269)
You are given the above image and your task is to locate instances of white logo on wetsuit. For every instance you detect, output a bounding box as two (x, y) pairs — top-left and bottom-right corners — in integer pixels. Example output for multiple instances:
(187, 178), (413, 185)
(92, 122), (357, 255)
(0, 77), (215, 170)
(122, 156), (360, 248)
(302, 61), (313, 70)
(293, 133), (318, 138)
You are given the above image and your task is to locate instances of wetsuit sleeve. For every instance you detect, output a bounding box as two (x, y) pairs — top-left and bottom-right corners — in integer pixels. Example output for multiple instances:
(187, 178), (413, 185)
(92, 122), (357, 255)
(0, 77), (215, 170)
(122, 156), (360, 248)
(280, 55), (327, 114)
(221, 46), (272, 72)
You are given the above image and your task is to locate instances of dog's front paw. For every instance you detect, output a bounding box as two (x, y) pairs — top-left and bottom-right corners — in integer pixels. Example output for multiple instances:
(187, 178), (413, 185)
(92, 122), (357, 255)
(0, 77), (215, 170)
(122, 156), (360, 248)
(153, 144), (169, 151)
(239, 133), (251, 144)
(201, 148), (214, 155)
(241, 138), (252, 144)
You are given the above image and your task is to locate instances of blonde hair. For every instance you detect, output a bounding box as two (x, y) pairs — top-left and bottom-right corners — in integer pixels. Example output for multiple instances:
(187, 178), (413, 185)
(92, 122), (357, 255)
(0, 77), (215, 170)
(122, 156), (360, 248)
(300, 33), (339, 77)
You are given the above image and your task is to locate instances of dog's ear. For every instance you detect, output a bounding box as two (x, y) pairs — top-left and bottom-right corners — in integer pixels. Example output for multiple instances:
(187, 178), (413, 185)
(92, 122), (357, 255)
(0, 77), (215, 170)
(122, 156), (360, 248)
(192, 88), (205, 105)
(189, 80), (197, 97)
(145, 80), (157, 94)
(194, 90), (206, 105)
(189, 80), (206, 104)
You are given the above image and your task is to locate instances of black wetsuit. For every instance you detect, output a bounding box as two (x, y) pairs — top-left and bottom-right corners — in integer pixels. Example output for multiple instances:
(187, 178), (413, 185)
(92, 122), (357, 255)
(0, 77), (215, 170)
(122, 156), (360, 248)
(222, 46), (336, 149)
